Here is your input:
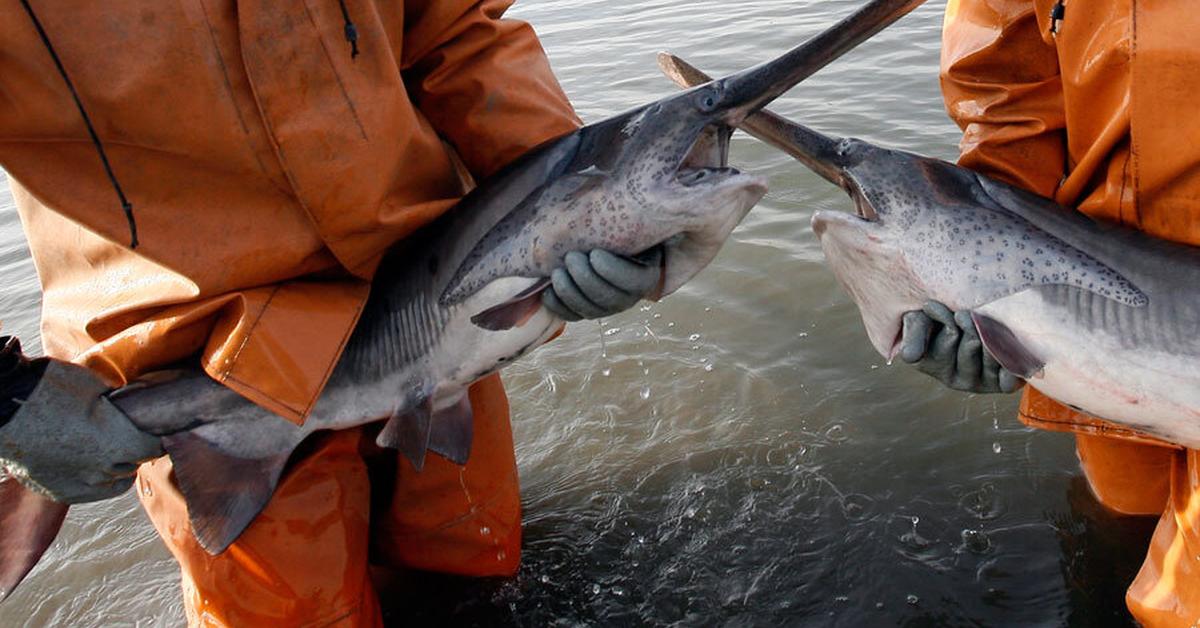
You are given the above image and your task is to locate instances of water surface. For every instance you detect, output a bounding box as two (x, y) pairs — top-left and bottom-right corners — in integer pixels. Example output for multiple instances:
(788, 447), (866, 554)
(0, 1), (1152, 625)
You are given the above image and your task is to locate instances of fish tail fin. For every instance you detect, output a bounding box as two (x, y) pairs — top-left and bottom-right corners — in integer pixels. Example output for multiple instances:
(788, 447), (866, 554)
(163, 431), (294, 555)
(0, 472), (69, 603)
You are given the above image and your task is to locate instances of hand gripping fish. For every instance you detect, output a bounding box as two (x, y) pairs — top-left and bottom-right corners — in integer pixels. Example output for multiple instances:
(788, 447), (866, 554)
(0, 0), (927, 603)
(660, 52), (1200, 453)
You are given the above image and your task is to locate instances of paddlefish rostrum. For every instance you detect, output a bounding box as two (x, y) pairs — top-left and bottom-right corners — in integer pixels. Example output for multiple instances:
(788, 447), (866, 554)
(0, 0), (927, 603)
(660, 51), (1200, 452)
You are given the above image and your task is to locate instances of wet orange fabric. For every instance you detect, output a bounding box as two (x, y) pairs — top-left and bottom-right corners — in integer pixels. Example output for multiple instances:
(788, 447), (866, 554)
(2, 1), (579, 625)
(1, 0), (579, 422)
(942, 0), (1200, 624)
(137, 373), (519, 627)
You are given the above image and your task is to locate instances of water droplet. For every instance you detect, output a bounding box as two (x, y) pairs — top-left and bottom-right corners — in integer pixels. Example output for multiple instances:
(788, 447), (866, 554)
(540, 574), (551, 584)
(704, 307), (712, 312)
(592, 584), (601, 595)
(601, 368), (611, 377)
(875, 602), (884, 609)
(639, 386), (651, 400)
(653, 313), (662, 319)
(685, 507), (697, 519)
(604, 327), (621, 336)
(961, 528), (992, 554)
(906, 594), (919, 605)
(703, 364), (713, 372)
(496, 549), (507, 562)
(613, 586), (627, 597)
(992, 442), (1002, 454)
(689, 333), (701, 341)
(142, 484), (153, 497)
(480, 526), (491, 536)
(834, 595), (849, 603)
(798, 332), (809, 338)
(667, 322), (676, 328)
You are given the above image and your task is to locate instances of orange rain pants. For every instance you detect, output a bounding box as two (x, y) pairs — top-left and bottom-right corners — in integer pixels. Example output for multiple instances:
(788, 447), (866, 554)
(138, 374), (520, 627)
(942, 0), (1200, 624)
(0, 1), (579, 625)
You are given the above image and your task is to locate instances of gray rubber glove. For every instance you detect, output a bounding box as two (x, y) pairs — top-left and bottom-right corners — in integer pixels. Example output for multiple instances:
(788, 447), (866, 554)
(542, 246), (664, 321)
(898, 300), (1023, 394)
(0, 358), (163, 503)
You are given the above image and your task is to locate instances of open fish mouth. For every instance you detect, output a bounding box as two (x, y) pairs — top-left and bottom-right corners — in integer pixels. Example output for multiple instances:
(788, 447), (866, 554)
(844, 177), (878, 221)
(676, 166), (743, 186)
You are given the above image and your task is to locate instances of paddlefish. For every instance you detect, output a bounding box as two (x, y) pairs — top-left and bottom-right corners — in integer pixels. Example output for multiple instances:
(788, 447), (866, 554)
(0, 0), (927, 603)
(660, 52), (1200, 452)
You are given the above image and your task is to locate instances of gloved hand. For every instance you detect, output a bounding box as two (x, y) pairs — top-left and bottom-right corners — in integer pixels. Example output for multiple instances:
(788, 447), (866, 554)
(542, 246), (664, 321)
(0, 339), (163, 503)
(898, 300), (1023, 394)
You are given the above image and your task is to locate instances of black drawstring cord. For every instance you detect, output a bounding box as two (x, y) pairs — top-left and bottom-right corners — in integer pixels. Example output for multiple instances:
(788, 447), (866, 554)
(337, 0), (359, 59)
(19, 0), (139, 248)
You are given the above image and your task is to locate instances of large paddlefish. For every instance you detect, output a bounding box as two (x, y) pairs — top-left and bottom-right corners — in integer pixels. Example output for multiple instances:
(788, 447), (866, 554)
(0, 0), (927, 603)
(661, 52), (1200, 452)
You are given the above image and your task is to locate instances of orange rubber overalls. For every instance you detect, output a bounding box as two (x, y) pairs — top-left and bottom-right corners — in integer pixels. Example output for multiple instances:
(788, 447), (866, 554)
(0, 1), (579, 625)
(942, 0), (1200, 623)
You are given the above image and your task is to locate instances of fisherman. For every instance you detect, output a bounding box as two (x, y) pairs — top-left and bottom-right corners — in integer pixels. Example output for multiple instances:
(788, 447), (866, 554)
(0, 2), (668, 624)
(899, 0), (1200, 624)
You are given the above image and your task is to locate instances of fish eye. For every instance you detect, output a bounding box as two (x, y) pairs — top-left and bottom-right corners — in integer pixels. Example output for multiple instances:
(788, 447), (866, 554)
(697, 83), (723, 112)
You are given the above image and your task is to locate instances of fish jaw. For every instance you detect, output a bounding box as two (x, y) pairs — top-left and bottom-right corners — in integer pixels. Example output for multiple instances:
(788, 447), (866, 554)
(812, 209), (923, 359)
(657, 170), (769, 298)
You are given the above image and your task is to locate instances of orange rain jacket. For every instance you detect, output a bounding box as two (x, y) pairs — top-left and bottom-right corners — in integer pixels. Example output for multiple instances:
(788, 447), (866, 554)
(942, 0), (1200, 624)
(0, 1), (579, 626)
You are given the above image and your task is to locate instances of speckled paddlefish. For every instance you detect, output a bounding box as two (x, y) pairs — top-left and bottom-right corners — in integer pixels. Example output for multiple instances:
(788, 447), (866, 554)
(661, 51), (1200, 452)
(0, 0), (926, 602)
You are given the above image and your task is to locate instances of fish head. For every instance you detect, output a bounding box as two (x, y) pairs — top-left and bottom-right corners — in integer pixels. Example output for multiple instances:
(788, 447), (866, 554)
(810, 137), (972, 359)
(440, 0), (928, 309)
(806, 137), (934, 358)
(812, 202), (925, 360)
(653, 165), (769, 298)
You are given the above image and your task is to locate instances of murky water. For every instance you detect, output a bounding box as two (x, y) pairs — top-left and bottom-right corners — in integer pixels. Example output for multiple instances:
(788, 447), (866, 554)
(0, 1), (1155, 625)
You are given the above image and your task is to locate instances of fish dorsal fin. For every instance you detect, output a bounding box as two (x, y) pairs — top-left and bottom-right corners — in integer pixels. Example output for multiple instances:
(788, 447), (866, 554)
(0, 472), (68, 603)
(377, 398), (433, 471)
(971, 312), (1045, 379)
(163, 431), (294, 555)
(427, 393), (475, 466)
(471, 278), (551, 331)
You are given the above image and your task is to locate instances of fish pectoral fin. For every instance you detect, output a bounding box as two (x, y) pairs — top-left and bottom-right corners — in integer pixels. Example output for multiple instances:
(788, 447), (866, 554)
(377, 398), (433, 471)
(470, 278), (551, 331)
(0, 472), (68, 604)
(427, 393), (475, 466)
(163, 431), (293, 555)
(970, 312), (1045, 379)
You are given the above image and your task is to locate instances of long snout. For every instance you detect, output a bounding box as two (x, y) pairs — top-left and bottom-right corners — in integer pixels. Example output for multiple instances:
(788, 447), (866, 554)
(715, 0), (926, 122)
(659, 53), (846, 187)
